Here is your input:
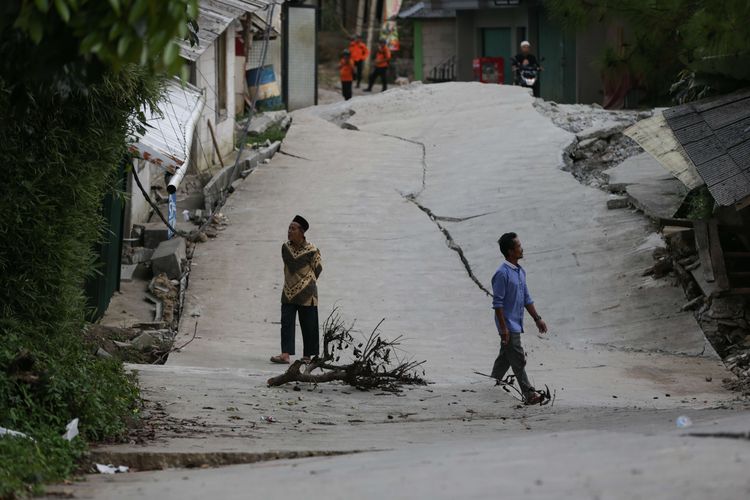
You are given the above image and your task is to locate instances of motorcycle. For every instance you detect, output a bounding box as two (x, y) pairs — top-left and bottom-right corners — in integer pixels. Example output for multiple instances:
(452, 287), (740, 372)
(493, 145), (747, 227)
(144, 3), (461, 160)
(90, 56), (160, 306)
(512, 57), (544, 95)
(517, 64), (539, 88)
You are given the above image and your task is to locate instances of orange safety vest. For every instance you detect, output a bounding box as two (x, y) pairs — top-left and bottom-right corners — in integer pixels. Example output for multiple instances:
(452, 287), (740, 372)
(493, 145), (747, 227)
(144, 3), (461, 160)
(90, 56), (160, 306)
(339, 58), (355, 82)
(375, 46), (391, 68)
(349, 41), (369, 62)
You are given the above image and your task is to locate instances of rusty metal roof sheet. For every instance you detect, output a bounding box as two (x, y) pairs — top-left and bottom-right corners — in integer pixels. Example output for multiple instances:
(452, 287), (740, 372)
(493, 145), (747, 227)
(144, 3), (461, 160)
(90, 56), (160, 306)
(664, 89), (750, 206)
(178, 0), (273, 61)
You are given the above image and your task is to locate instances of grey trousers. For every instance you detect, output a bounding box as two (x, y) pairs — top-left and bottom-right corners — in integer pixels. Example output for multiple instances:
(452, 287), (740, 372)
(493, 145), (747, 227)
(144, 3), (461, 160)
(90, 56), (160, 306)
(490, 333), (535, 396)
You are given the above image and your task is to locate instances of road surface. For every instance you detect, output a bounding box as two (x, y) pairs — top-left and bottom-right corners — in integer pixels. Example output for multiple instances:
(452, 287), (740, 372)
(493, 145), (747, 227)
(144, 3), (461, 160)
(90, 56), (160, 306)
(59, 84), (748, 499)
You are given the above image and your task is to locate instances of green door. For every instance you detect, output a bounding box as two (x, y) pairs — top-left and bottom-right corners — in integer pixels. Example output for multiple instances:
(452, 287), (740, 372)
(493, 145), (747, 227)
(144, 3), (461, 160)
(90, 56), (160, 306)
(482, 28), (512, 84)
(537, 9), (576, 102)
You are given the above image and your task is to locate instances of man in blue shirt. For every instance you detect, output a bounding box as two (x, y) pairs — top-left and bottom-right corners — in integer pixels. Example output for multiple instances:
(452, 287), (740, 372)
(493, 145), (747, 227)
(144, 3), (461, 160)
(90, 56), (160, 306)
(490, 232), (548, 404)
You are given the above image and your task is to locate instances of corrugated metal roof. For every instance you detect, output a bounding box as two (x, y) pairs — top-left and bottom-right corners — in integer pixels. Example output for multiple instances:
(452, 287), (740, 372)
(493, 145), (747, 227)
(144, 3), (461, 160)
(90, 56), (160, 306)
(129, 78), (205, 174)
(663, 89), (750, 207)
(399, 1), (455, 18)
(178, 0), (273, 61)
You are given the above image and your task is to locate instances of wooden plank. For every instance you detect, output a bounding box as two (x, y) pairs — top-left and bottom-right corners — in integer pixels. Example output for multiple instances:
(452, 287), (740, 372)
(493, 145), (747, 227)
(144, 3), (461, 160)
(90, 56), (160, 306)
(708, 219), (730, 290)
(659, 218), (694, 228)
(693, 220), (715, 282)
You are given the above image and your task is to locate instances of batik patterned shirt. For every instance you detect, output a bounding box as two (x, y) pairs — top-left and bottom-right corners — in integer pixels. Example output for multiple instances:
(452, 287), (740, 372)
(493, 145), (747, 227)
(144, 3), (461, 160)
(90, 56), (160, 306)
(281, 240), (322, 306)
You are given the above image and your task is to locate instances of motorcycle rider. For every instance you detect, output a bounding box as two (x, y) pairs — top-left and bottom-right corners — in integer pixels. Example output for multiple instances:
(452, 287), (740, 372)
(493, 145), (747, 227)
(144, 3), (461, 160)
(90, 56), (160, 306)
(511, 41), (541, 97)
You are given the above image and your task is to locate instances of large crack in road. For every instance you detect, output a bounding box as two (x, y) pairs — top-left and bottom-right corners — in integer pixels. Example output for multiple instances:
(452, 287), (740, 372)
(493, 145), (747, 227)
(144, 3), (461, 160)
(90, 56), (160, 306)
(337, 110), (492, 297)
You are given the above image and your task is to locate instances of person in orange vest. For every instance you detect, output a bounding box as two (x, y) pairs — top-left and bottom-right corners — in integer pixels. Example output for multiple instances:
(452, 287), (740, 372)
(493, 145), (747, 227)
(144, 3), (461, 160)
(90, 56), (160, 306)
(349, 34), (369, 88)
(365, 39), (391, 93)
(339, 49), (355, 101)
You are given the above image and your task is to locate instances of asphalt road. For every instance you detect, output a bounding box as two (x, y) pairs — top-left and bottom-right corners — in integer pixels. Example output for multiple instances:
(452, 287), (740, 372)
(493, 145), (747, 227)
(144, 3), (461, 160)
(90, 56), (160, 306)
(57, 83), (748, 500)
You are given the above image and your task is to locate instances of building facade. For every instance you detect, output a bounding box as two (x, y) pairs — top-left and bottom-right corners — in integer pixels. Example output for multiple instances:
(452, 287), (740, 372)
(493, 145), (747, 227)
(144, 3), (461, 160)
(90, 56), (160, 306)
(404, 0), (624, 105)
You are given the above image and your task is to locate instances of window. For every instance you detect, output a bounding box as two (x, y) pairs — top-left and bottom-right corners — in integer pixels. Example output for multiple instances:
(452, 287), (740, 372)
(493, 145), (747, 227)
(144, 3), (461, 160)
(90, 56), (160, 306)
(216, 32), (228, 121)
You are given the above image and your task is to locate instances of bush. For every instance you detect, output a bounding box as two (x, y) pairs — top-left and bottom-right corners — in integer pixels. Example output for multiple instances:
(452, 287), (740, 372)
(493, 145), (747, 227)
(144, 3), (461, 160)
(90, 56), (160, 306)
(0, 66), (159, 497)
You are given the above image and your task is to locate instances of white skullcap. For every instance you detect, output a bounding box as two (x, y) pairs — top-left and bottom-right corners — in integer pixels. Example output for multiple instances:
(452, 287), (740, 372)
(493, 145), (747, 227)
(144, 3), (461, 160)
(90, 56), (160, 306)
(520, 40), (531, 47)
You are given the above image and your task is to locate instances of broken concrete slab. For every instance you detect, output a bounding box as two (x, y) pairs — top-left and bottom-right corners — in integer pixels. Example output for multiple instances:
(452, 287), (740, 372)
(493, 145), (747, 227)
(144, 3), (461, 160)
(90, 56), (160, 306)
(142, 223), (170, 249)
(626, 181), (687, 221)
(606, 196), (630, 209)
(96, 347), (112, 358)
(124, 247), (154, 265)
(575, 121), (628, 141)
(150, 237), (186, 280)
(131, 332), (159, 351)
(120, 264), (138, 282)
(604, 153), (688, 220)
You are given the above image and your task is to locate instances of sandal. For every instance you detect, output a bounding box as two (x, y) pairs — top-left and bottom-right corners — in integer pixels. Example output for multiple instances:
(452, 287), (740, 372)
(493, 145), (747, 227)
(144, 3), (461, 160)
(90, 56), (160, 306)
(270, 355), (290, 364)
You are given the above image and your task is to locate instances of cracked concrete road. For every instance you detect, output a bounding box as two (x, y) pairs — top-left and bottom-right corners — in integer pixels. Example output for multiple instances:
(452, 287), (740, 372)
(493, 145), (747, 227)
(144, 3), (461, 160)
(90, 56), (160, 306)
(61, 84), (749, 499)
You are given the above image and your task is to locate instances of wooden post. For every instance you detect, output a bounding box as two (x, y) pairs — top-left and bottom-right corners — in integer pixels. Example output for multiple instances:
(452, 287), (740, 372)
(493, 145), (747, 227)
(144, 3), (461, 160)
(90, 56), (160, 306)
(240, 14), (254, 113)
(693, 220), (715, 283)
(207, 119), (225, 168)
(708, 219), (730, 291)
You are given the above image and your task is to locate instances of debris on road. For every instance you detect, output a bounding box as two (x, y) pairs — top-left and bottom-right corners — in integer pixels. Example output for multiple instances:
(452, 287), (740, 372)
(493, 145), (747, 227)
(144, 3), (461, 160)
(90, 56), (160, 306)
(94, 464), (130, 474)
(676, 416), (693, 428)
(474, 372), (554, 406)
(267, 309), (427, 391)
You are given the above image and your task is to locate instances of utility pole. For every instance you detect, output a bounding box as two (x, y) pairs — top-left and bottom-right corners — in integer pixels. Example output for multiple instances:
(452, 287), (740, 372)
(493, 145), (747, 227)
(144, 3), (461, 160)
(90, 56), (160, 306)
(363, 0), (380, 77)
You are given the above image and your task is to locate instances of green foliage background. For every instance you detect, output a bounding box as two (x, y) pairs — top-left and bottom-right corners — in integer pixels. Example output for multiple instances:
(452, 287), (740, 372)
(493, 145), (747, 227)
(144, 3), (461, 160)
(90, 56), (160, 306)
(547, 0), (750, 104)
(0, 1), (197, 496)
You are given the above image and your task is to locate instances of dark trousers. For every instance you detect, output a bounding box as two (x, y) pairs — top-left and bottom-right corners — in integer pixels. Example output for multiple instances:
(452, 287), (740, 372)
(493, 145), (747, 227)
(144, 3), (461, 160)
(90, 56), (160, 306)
(342, 80), (353, 100)
(490, 334), (534, 396)
(355, 61), (364, 87)
(367, 67), (388, 92)
(280, 303), (319, 357)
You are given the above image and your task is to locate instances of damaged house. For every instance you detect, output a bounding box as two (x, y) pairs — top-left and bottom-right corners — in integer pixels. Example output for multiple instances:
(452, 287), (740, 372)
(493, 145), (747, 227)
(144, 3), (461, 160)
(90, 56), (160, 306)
(626, 89), (750, 298)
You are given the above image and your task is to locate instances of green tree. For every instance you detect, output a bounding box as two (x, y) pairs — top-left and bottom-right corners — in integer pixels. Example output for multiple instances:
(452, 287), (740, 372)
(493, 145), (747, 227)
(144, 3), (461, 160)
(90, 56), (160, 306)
(0, 1), (197, 496)
(547, 0), (750, 103)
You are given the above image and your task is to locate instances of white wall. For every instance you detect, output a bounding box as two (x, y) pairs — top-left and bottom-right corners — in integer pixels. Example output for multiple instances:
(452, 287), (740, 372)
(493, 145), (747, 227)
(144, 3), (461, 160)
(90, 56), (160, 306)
(192, 28), (236, 174)
(124, 159), (168, 237)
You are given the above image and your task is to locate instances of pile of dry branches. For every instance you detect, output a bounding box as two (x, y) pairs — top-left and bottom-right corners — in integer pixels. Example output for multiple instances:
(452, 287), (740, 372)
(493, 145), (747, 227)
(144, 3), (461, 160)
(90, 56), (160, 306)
(267, 310), (427, 391)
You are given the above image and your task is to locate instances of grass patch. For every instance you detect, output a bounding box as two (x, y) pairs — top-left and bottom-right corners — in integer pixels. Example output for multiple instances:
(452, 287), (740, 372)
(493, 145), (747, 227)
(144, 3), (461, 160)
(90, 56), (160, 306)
(0, 432), (85, 498)
(247, 124), (287, 146)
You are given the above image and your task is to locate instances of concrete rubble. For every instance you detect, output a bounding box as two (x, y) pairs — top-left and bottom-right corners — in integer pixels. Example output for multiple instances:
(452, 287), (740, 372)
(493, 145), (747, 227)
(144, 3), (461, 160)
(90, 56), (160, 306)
(151, 237), (187, 280)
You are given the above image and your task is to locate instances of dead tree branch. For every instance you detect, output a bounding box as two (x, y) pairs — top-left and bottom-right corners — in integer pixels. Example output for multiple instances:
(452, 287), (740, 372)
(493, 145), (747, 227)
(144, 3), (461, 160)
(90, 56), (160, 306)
(267, 309), (427, 391)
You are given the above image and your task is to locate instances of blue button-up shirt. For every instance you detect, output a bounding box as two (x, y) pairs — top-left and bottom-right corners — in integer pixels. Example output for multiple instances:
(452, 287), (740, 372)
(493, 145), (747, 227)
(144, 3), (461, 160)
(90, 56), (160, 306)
(491, 261), (533, 334)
